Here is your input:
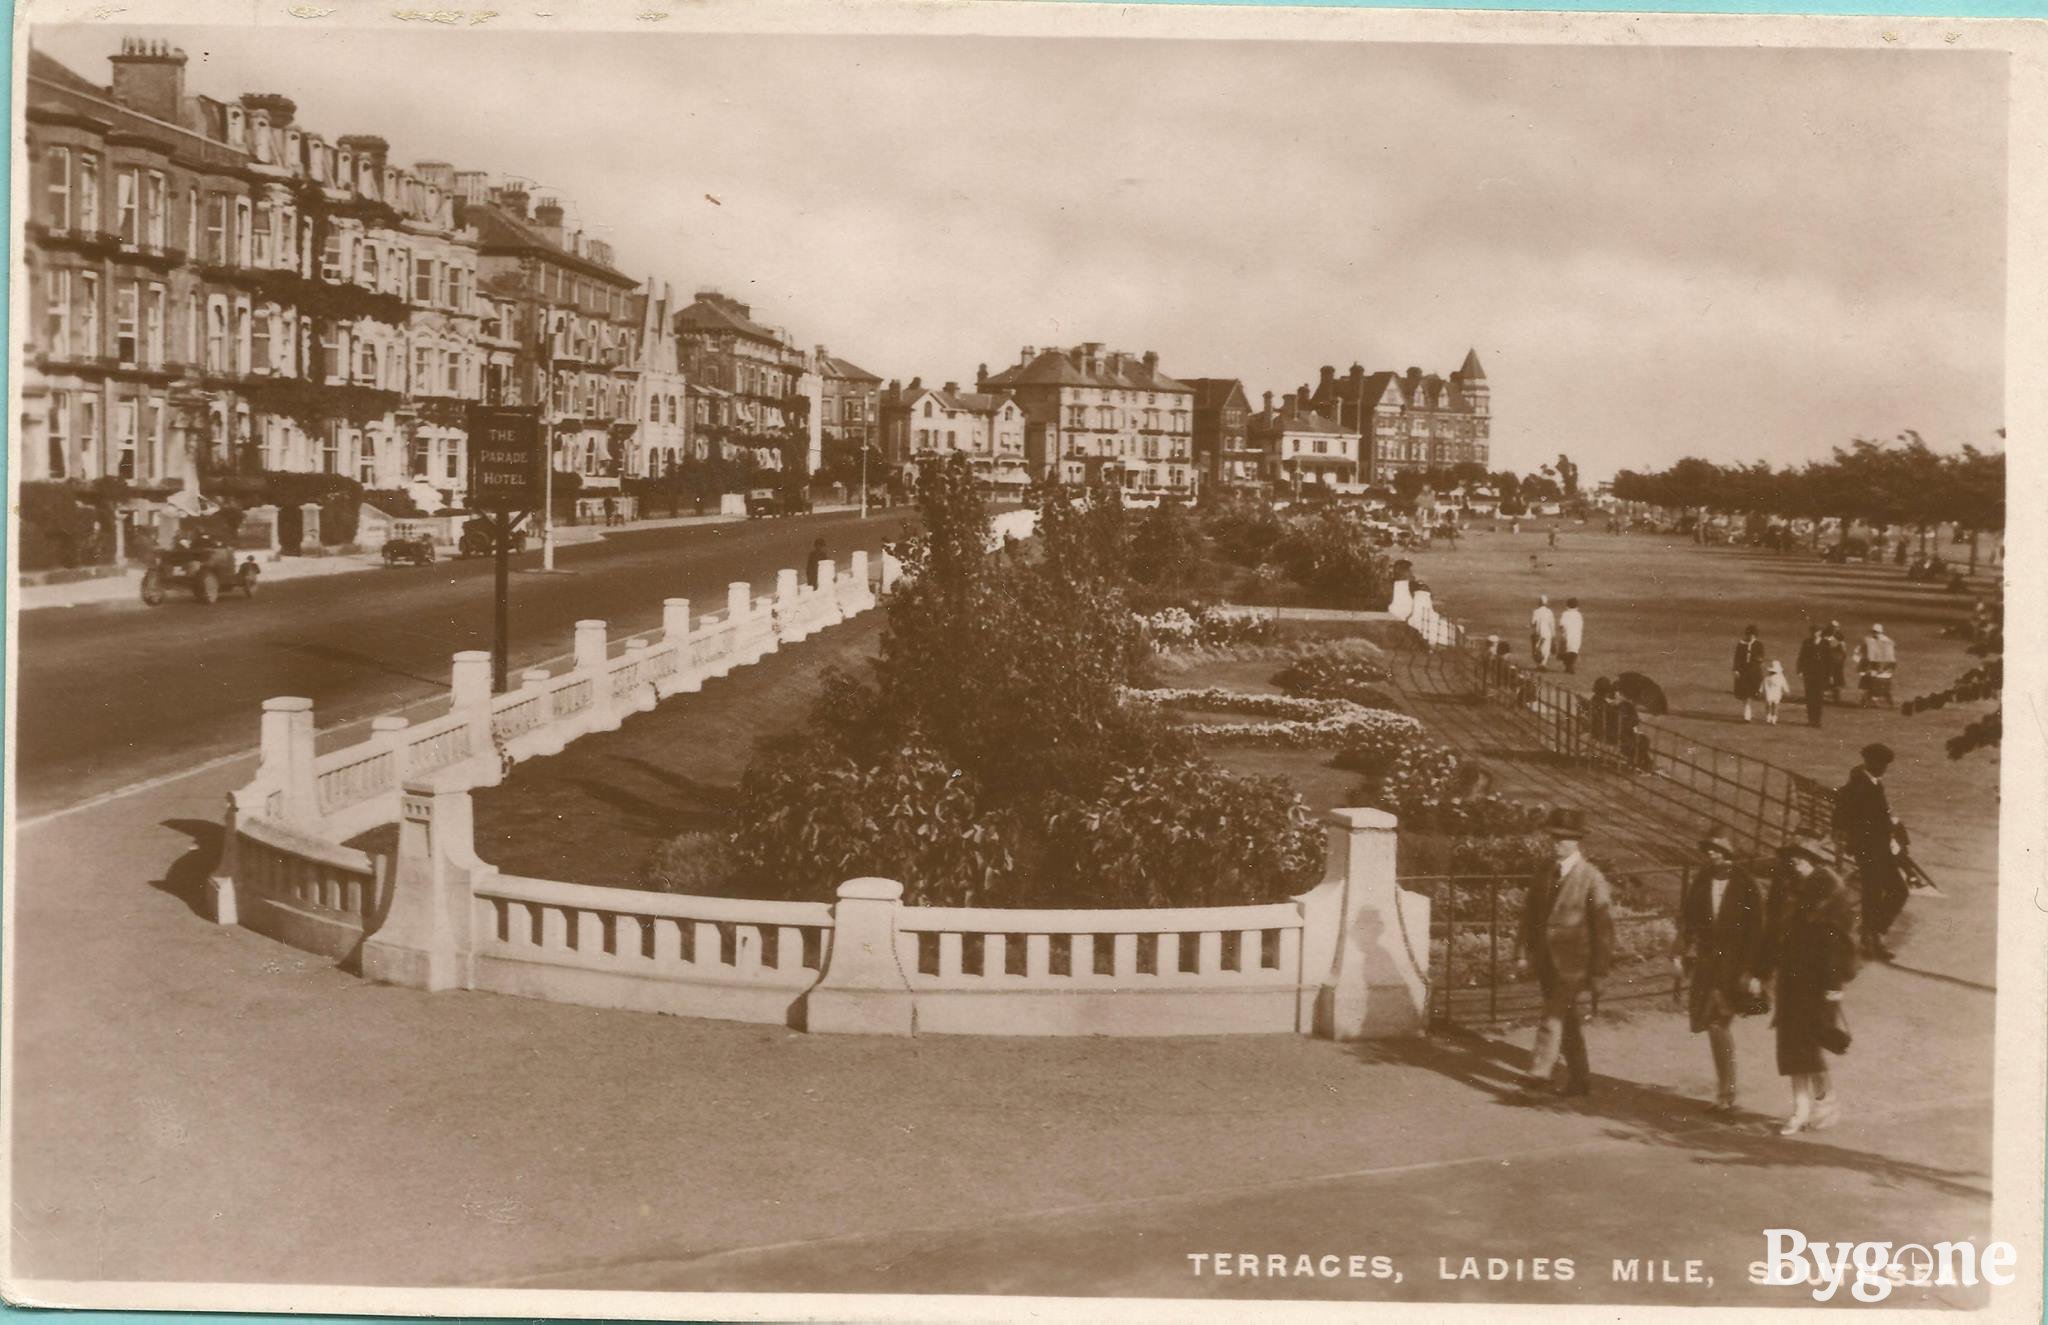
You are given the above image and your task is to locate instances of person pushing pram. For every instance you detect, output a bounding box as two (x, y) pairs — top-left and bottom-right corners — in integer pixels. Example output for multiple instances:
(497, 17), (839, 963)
(1854, 624), (1898, 706)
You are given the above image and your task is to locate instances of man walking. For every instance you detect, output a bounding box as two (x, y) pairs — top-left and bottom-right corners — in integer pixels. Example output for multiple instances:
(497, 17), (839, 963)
(1558, 597), (1586, 674)
(1823, 621), (1848, 702)
(804, 536), (828, 590)
(1796, 624), (1830, 726)
(1517, 808), (1616, 1099)
(1530, 594), (1557, 669)
(1835, 742), (1907, 961)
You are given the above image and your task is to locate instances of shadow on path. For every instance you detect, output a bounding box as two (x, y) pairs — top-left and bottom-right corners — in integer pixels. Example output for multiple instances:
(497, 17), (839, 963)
(1357, 1029), (1990, 1200)
(150, 818), (223, 919)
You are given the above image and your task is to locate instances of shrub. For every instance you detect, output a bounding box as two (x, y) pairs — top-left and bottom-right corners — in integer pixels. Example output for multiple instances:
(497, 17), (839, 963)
(1273, 508), (1392, 607)
(17, 481), (106, 570)
(1272, 648), (1397, 707)
(259, 472), (364, 548)
(1129, 501), (1202, 598)
(361, 487), (430, 519)
(734, 732), (1017, 908)
(1138, 605), (1277, 650)
(640, 831), (742, 895)
(1040, 761), (1324, 909)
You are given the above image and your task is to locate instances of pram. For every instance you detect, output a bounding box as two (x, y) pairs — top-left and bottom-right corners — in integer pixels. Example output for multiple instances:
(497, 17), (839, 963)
(1858, 657), (1895, 706)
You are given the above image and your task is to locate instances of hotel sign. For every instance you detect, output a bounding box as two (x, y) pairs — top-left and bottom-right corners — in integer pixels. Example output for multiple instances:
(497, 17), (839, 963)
(467, 406), (546, 513)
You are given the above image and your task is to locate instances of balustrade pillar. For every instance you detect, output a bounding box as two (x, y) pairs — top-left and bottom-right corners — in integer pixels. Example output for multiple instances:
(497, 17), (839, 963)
(360, 778), (482, 992)
(803, 878), (914, 1035)
(1310, 807), (1429, 1040)
(261, 696), (318, 826)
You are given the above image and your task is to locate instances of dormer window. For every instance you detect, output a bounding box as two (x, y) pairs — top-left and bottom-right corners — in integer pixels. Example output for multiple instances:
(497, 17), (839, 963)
(286, 130), (300, 167)
(226, 108), (246, 148)
(336, 151), (353, 188)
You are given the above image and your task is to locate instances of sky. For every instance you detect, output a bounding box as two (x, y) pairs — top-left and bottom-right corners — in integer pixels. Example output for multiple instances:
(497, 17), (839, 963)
(28, 24), (2010, 479)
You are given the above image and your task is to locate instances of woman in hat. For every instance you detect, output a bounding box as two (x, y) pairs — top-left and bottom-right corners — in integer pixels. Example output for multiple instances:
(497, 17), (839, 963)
(1760, 826), (1858, 1135)
(1733, 625), (1766, 722)
(1676, 828), (1769, 1114)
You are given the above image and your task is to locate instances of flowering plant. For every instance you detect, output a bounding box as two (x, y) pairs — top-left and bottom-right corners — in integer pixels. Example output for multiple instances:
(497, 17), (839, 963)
(1137, 605), (1277, 650)
(1126, 687), (1420, 748)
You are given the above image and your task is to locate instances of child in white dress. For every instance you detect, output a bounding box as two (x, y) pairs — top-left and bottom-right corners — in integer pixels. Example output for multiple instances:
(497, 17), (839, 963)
(1761, 660), (1790, 724)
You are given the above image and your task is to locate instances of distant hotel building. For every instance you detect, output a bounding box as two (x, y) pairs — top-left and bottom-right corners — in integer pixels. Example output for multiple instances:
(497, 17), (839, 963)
(982, 343), (1198, 496)
(1305, 349), (1490, 482)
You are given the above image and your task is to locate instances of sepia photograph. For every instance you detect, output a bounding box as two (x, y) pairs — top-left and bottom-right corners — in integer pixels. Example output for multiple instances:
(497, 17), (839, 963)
(5, 1), (2043, 1319)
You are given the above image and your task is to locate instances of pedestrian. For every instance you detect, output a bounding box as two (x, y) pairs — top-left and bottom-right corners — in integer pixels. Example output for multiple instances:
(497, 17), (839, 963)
(1835, 742), (1907, 961)
(602, 494), (617, 527)
(1530, 594), (1557, 669)
(1761, 661), (1789, 724)
(1547, 527), (1558, 549)
(1759, 824), (1857, 1135)
(1855, 623), (1897, 707)
(1558, 597), (1585, 674)
(1823, 620), (1848, 702)
(1676, 828), (1768, 1114)
(1796, 625), (1830, 726)
(1733, 625), (1765, 722)
(804, 536), (827, 589)
(1515, 808), (1616, 1099)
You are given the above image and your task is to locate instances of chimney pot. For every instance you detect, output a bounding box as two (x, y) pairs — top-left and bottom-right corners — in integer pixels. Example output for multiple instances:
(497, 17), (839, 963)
(1263, 391), (1275, 412)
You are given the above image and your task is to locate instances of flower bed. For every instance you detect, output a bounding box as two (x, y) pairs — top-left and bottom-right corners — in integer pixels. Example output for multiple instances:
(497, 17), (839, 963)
(1127, 686), (1422, 748)
(1138, 605), (1277, 649)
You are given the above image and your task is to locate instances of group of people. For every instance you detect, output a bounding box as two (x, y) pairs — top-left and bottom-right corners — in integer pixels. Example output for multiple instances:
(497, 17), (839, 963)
(1515, 742), (1910, 1135)
(1733, 620), (1899, 725)
(1528, 594), (1587, 674)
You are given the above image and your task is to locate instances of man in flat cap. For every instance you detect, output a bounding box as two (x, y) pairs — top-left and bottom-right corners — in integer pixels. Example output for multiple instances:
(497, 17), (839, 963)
(1835, 742), (1906, 961)
(1516, 807), (1616, 1098)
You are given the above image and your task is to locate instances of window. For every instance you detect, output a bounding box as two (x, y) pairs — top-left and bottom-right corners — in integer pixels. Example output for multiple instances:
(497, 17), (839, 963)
(357, 337), (378, 384)
(358, 434), (378, 484)
(77, 153), (99, 233)
(146, 396), (166, 480)
(145, 172), (166, 248)
(116, 169), (139, 244)
(206, 300), (227, 373)
(78, 396), (99, 476)
(45, 146), (70, 229)
(186, 187), (198, 256)
(233, 300), (252, 375)
(45, 269), (71, 352)
(445, 443), (459, 482)
(77, 273), (100, 358)
(116, 283), (139, 365)
(361, 242), (379, 289)
(322, 425), (341, 474)
(234, 198), (253, 266)
(114, 400), (138, 479)
(922, 401), (933, 418)
(322, 232), (344, 282)
(206, 195), (228, 265)
(47, 392), (70, 479)
(445, 352), (459, 395)
(253, 202), (273, 267)
(251, 307), (270, 374)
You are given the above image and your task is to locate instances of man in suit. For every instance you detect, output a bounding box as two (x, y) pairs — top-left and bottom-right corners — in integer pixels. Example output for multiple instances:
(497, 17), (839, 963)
(1558, 598), (1587, 674)
(1835, 742), (1906, 961)
(1517, 807), (1617, 1098)
(1795, 624), (1831, 727)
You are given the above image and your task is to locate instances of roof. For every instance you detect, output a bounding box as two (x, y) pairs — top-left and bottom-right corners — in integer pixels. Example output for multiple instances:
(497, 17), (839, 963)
(675, 294), (786, 346)
(912, 386), (1017, 415)
(1185, 377), (1249, 411)
(29, 48), (108, 99)
(818, 353), (881, 384)
(981, 346), (1192, 395)
(1253, 404), (1351, 436)
(466, 203), (637, 286)
(1459, 347), (1486, 382)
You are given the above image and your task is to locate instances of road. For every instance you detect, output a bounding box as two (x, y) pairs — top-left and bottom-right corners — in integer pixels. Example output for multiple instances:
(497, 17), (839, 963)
(13, 509), (907, 818)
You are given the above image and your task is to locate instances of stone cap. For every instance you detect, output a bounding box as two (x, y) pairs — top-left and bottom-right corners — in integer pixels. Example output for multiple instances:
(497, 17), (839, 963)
(837, 878), (905, 902)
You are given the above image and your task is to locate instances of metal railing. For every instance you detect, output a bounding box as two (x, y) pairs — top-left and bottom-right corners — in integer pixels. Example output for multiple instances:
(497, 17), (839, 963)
(1404, 855), (1782, 1028)
(1451, 642), (1838, 859)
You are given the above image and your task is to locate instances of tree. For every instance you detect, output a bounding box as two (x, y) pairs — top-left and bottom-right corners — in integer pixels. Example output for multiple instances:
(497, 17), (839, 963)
(1554, 453), (1579, 499)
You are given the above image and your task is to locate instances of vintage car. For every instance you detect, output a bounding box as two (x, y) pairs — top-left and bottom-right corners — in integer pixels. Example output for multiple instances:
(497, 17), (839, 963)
(745, 487), (784, 518)
(382, 533), (438, 566)
(458, 518), (527, 558)
(140, 541), (260, 606)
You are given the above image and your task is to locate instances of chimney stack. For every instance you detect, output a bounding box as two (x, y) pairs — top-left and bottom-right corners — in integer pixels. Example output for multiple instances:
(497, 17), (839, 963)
(1263, 391), (1275, 413)
(1297, 387), (1313, 413)
(241, 93), (297, 128)
(534, 197), (566, 243)
(338, 135), (389, 177)
(496, 187), (530, 218)
(944, 381), (959, 396)
(109, 39), (189, 123)
(1319, 365), (1336, 391)
(976, 363), (989, 389)
(1142, 350), (1159, 374)
(1020, 345), (1035, 364)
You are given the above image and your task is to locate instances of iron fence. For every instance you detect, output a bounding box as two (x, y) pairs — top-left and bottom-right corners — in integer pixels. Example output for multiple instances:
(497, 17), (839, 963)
(1452, 639), (1839, 859)
(1402, 855), (1782, 1029)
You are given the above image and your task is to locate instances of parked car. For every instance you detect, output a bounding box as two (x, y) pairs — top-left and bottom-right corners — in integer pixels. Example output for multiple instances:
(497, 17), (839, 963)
(141, 541), (260, 606)
(382, 533), (437, 567)
(745, 488), (782, 518)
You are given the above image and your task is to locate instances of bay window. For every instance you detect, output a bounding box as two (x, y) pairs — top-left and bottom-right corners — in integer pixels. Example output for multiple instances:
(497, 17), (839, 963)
(44, 269), (71, 352)
(116, 169), (139, 245)
(115, 282), (139, 365)
(44, 146), (70, 229)
(77, 153), (99, 233)
(46, 392), (70, 479)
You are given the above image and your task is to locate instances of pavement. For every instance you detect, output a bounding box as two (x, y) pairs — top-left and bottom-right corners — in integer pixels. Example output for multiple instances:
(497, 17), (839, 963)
(2, 527), (2025, 1312)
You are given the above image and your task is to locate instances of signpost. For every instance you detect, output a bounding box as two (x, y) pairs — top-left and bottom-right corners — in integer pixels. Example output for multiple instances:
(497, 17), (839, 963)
(468, 405), (546, 693)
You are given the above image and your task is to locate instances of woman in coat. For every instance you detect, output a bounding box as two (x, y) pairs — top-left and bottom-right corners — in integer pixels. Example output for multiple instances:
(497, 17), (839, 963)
(1733, 625), (1766, 722)
(1761, 828), (1859, 1135)
(1675, 829), (1768, 1113)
